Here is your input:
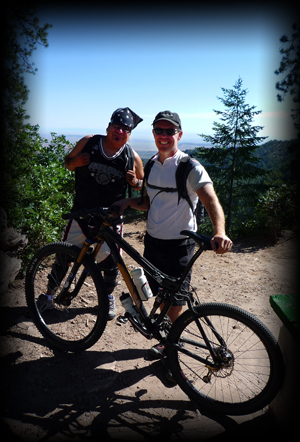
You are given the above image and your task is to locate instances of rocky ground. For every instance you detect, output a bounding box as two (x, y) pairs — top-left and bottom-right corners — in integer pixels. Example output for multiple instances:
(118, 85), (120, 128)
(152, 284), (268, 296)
(0, 217), (298, 441)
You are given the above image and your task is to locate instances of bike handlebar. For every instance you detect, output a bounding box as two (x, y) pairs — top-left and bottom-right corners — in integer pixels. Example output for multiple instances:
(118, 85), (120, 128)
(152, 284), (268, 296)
(62, 205), (122, 225)
(180, 230), (213, 250)
(62, 207), (213, 250)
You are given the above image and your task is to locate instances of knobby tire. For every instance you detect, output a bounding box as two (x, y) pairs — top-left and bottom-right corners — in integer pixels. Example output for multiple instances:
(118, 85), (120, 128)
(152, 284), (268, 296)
(167, 303), (284, 415)
(25, 242), (109, 352)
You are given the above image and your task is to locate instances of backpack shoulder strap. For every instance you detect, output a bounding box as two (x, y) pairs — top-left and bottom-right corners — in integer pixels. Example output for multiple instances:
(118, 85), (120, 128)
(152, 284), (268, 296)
(138, 154), (156, 206)
(175, 155), (197, 210)
(144, 155), (156, 184)
(124, 144), (134, 172)
(82, 134), (102, 153)
(123, 144), (135, 197)
(176, 155), (205, 224)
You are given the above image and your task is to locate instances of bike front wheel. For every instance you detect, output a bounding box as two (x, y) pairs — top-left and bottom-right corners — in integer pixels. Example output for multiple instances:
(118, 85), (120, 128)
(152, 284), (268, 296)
(25, 242), (109, 352)
(167, 303), (284, 415)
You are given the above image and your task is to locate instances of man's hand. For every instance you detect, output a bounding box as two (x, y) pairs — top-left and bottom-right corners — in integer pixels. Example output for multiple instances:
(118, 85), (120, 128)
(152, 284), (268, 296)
(72, 153), (90, 168)
(65, 152), (90, 171)
(126, 170), (141, 188)
(211, 234), (233, 254)
(113, 199), (130, 215)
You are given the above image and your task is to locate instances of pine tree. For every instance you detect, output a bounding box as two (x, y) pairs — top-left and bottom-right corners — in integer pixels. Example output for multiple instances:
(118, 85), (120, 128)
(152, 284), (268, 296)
(1, 5), (52, 132)
(195, 78), (267, 233)
(1, 6), (52, 216)
(275, 22), (300, 133)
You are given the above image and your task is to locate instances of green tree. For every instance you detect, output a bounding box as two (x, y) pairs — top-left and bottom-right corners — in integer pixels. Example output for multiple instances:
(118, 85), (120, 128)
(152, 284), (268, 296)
(1, 7), (77, 269)
(274, 23), (300, 228)
(275, 22), (300, 133)
(1, 6), (52, 213)
(1, 5), (52, 131)
(7, 124), (75, 268)
(195, 78), (267, 234)
(255, 183), (299, 240)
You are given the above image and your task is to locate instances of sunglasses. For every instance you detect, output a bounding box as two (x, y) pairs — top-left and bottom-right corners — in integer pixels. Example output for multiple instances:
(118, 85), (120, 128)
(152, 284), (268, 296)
(112, 123), (131, 133)
(153, 127), (181, 136)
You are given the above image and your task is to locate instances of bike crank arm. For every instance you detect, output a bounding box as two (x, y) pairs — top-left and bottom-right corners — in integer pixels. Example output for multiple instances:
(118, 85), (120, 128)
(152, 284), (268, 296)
(125, 312), (153, 339)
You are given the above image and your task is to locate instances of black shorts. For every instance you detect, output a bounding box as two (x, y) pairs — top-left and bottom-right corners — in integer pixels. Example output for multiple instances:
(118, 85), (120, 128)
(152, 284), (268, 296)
(144, 232), (195, 306)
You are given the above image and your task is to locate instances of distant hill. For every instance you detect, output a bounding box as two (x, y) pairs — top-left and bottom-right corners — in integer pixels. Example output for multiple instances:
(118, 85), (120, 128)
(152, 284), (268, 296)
(254, 139), (299, 182)
(183, 139), (299, 182)
(136, 151), (156, 161)
(136, 142), (212, 161)
(254, 139), (298, 170)
(57, 135), (298, 176)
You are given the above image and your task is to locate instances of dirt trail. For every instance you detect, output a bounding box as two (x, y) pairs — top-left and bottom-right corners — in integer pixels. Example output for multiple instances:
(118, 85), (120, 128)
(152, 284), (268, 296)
(0, 219), (298, 441)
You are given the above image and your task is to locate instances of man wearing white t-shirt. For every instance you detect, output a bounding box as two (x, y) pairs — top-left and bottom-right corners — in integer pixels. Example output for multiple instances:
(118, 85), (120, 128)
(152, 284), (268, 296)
(115, 111), (232, 370)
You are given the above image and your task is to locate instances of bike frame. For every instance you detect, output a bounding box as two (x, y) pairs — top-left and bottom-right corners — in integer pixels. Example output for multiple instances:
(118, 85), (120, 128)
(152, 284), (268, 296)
(99, 223), (222, 365)
(57, 211), (223, 368)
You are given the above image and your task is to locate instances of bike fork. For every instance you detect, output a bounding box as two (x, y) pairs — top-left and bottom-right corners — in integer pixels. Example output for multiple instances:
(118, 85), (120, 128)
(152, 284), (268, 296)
(185, 303), (219, 365)
(55, 239), (101, 306)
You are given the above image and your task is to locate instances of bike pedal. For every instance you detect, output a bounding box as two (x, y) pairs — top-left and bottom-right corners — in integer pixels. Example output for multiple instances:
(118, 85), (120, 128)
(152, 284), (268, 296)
(117, 315), (128, 324)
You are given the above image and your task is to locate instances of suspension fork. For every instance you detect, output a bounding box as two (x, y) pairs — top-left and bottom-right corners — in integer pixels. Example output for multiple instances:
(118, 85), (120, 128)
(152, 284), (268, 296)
(67, 240), (105, 299)
(55, 238), (102, 306)
(202, 315), (227, 347)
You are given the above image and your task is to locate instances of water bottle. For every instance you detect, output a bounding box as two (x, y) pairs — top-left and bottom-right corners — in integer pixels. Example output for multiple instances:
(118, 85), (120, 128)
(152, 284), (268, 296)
(120, 292), (140, 320)
(131, 267), (153, 301)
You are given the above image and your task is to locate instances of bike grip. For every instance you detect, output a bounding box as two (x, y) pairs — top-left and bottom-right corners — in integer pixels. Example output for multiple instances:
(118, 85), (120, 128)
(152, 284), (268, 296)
(210, 239), (218, 251)
(107, 204), (121, 215)
(202, 236), (214, 250)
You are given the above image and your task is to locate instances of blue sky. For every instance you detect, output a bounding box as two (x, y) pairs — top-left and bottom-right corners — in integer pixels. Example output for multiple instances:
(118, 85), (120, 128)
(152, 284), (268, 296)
(25, 3), (297, 149)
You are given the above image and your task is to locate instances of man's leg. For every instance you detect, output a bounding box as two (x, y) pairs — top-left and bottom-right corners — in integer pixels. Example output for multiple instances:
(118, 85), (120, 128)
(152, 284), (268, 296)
(97, 254), (118, 320)
(46, 219), (85, 293)
(144, 233), (195, 377)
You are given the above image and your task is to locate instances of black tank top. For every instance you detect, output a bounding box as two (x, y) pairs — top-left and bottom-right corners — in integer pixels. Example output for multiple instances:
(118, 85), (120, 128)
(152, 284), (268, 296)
(72, 135), (132, 211)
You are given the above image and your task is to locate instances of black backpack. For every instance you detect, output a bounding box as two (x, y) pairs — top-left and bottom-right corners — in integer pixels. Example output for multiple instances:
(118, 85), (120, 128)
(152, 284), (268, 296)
(140, 154), (204, 226)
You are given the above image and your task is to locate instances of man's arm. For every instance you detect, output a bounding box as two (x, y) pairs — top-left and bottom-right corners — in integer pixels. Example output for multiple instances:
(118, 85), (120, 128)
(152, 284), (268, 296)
(64, 135), (92, 172)
(126, 149), (144, 190)
(114, 194), (150, 214)
(197, 184), (232, 254)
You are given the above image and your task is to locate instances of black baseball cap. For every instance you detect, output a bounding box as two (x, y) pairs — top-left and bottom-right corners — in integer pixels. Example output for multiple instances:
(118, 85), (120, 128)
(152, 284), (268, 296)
(152, 110), (182, 129)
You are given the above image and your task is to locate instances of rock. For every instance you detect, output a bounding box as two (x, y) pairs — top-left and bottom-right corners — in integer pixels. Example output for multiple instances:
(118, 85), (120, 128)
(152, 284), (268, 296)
(0, 227), (28, 252)
(0, 207), (7, 231)
(0, 208), (28, 293)
(0, 250), (21, 293)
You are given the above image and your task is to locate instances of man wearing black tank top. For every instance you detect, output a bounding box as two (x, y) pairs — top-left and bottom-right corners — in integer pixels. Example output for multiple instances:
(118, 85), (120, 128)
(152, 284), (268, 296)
(38, 108), (144, 320)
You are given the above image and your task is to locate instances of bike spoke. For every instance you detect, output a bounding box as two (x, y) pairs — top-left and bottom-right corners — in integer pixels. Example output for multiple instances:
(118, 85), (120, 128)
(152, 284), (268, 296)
(32, 251), (100, 343)
(176, 314), (271, 405)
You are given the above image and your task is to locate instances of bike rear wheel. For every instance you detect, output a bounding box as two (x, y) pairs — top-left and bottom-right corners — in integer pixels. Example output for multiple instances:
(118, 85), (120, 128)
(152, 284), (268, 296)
(167, 303), (284, 415)
(26, 242), (109, 352)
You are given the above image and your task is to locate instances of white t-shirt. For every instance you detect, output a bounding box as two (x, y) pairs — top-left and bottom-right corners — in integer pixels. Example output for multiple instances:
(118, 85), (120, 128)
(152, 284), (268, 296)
(146, 150), (213, 239)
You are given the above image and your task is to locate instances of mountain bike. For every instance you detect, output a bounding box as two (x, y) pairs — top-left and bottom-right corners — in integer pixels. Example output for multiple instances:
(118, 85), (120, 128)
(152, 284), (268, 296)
(25, 206), (284, 415)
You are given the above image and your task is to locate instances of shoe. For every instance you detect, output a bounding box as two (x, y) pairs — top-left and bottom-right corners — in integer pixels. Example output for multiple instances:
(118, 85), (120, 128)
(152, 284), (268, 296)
(147, 343), (166, 360)
(161, 356), (177, 385)
(36, 294), (54, 313)
(108, 295), (116, 320)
